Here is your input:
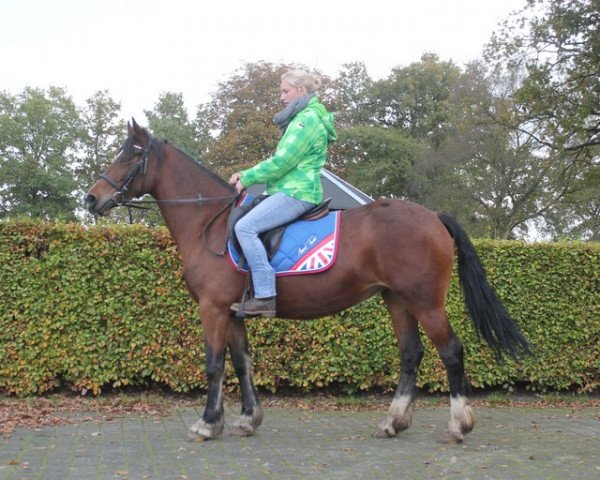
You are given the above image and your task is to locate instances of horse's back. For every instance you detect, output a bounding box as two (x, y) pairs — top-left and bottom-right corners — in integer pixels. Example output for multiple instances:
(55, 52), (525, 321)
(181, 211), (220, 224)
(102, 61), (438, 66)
(342, 198), (452, 249)
(338, 199), (455, 290)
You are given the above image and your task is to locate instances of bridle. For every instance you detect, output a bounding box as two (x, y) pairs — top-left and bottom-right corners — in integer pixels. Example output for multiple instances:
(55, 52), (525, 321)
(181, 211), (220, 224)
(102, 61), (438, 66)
(95, 134), (239, 256)
(98, 139), (154, 208)
(99, 135), (237, 209)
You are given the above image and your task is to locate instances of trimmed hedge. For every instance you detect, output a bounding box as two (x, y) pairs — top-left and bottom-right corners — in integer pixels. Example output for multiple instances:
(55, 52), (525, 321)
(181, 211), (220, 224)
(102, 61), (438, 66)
(0, 220), (598, 396)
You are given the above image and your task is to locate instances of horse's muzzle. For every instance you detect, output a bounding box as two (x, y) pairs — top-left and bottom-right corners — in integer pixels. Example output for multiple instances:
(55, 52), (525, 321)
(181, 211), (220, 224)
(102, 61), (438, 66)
(85, 193), (98, 213)
(85, 193), (113, 216)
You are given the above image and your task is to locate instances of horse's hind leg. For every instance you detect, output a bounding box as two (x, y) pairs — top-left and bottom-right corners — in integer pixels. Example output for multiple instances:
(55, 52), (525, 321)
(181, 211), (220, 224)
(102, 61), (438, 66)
(374, 291), (424, 438)
(227, 317), (263, 437)
(418, 308), (475, 443)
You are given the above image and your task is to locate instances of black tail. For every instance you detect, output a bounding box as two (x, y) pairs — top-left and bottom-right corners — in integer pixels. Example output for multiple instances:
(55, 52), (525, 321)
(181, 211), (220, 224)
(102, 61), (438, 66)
(437, 212), (531, 361)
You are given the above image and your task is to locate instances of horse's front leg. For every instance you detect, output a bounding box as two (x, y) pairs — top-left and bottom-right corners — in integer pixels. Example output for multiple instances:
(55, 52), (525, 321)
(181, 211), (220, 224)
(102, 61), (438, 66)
(227, 316), (263, 437)
(187, 310), (228, 442)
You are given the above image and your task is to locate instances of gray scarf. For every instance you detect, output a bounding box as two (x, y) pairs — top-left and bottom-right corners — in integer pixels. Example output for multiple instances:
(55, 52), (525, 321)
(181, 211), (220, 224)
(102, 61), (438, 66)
(273, 94), (313, 133)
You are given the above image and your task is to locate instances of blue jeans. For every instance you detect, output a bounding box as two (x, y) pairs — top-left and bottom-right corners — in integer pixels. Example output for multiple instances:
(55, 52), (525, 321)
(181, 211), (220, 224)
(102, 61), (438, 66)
(234, 192), (315, 298)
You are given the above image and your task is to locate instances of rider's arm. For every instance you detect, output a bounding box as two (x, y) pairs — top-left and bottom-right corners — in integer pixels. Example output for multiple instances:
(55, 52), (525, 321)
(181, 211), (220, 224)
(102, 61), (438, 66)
(239, 112), (319, 187)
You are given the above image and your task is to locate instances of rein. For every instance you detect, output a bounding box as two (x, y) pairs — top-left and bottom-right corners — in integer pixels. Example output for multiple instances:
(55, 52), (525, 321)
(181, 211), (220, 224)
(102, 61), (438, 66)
(125, 195), (238, 208)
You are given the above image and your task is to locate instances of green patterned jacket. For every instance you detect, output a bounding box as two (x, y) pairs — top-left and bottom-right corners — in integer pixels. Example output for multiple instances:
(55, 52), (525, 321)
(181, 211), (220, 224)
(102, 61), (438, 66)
(240, 97), (337, 204)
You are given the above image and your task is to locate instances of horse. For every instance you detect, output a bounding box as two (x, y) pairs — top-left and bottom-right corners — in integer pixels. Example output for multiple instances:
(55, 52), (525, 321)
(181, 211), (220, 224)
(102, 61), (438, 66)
(86, 119), (530, 444)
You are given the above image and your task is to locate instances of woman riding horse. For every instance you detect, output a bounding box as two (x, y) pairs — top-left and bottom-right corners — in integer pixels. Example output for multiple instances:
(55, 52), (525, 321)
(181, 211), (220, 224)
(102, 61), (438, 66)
(228, 69), (336, 318)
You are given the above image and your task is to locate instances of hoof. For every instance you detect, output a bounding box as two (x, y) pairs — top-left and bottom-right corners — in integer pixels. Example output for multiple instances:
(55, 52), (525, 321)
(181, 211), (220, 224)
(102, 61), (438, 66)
(450, 395), (475, 435)
(229, 410), (262, 437)
(186, 418), (223, 442)
(437, 429), (464, 445)
(186, 431), (210, 442)
(372, 425), (396, 438)
(461, 415), (475, 435)
(229, 424), (255, 437)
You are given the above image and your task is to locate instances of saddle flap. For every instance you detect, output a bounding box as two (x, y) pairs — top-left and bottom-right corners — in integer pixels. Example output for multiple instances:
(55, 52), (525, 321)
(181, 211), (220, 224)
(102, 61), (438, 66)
(261, 228), (285, 260)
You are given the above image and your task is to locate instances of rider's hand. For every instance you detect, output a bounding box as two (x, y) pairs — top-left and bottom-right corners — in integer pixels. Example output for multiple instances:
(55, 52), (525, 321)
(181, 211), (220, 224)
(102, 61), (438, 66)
(234, 180), (245, 194)
(228, 173), (241, 186)
(228, 173), (245, 194)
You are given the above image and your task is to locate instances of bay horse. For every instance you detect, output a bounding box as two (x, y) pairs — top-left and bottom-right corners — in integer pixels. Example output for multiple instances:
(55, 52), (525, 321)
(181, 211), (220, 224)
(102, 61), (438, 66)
(86, 119), (530, 444)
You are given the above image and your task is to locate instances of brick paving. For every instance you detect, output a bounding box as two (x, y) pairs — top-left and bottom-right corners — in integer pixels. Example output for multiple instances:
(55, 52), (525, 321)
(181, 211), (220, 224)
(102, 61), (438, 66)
(0, 404), (598, 479)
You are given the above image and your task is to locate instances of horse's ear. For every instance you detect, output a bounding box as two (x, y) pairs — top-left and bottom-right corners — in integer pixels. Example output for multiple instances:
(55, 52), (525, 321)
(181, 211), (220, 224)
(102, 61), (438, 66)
(127, 121), (132, 135)
(130, 117), (146, 141)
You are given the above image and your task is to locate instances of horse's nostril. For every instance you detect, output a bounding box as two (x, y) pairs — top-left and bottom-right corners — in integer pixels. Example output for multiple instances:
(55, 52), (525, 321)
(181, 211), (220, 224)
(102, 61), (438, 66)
(85, 193), (97, 209)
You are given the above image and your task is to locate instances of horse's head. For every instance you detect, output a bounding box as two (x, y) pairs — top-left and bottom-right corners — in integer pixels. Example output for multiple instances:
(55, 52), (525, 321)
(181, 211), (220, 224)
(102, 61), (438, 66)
(86, 118), (159, 216)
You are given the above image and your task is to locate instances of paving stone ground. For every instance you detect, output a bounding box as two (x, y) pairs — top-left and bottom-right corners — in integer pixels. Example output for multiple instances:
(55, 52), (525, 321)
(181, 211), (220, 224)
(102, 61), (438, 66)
(0, 403), (598, 479)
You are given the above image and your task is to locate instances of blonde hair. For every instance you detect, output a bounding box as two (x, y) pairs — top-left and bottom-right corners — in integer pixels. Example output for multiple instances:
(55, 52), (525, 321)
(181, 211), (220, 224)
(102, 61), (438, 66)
(281, 70), (322, 95)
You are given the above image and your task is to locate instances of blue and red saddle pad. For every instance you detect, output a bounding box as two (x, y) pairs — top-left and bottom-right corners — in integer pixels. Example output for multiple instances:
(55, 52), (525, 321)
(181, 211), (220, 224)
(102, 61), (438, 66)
(227, 194), (341, 276)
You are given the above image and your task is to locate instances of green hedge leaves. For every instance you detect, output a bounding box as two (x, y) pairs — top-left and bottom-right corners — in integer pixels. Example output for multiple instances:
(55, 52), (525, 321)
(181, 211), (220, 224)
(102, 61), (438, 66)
(1, 221), (598, 396)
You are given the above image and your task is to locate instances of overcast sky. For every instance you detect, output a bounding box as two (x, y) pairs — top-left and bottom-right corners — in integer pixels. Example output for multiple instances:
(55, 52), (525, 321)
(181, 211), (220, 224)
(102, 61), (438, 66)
(2, 0), (526, 123)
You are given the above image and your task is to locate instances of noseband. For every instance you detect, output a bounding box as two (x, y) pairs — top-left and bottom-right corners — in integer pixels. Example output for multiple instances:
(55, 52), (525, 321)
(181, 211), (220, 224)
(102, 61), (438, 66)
(99, 140), (154, 206)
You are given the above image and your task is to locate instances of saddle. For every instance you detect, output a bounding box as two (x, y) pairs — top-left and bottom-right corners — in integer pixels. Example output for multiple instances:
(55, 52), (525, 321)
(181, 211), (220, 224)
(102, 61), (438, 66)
(227, 195), (332, 261)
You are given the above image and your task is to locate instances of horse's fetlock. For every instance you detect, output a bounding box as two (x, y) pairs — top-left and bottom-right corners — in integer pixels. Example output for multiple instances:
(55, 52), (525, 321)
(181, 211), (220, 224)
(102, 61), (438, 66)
(449, 395), (475, 437)
(401, 348), (424, 371)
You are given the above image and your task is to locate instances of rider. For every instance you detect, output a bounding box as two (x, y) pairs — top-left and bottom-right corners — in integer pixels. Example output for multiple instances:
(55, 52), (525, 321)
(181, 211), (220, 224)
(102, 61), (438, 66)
(229, 69), (337, 317)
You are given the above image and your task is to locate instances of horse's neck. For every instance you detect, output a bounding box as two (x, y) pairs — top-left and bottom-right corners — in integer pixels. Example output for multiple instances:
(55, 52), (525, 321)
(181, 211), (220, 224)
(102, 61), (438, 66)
(153, 147), (231, 249)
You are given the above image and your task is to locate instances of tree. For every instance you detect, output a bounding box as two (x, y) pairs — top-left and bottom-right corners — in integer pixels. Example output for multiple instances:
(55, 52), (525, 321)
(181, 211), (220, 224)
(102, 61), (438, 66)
(339, 126), (416, 199)
(488, 0), (600, 156)
(401, 59), (588, 239)
(486, 0), (600, 239)
(0, 87), (82, 221)
(369, 53), (462, 150)
(334, 62), (373, 128)
(145, 92), (200, 156)
(540, 166), (600, 240)
(412, 62), (556, 238)
(197, 62), (291, 176)
(78, 90), (126, 195)
(327, 62), (374, 176)
(331, 55), (461, 199)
